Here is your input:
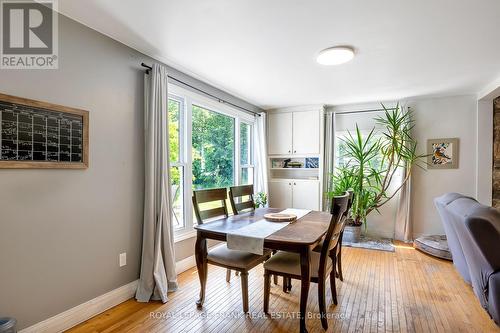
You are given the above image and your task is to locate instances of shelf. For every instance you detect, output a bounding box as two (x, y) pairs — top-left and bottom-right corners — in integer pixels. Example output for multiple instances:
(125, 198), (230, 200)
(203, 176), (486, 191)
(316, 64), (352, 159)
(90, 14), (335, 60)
(270, 168), (318, 170)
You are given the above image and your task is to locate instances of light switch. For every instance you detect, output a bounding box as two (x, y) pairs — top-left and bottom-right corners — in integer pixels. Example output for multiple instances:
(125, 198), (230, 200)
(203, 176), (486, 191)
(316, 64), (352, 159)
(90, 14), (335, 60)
(119, 252), (127, 267)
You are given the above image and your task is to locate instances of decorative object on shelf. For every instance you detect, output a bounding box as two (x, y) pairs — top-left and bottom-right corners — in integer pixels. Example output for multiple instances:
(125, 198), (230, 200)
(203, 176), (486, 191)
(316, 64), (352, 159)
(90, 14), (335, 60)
(264, 213), (297, 222)
(271, 160), (284, 168)
(254, 192), (268, 208)
(427, 138), (459, 169)
(327, 103), (426, 241)
(283, 158), (292, 168)
(287, 161), (303, 168)
(0, 93), (89, 169)
(305, 157), (319, 168)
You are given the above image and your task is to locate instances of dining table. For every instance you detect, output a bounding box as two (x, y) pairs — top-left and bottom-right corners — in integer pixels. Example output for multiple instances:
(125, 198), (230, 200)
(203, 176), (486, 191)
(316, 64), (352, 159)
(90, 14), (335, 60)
(194, 207), (332, 333)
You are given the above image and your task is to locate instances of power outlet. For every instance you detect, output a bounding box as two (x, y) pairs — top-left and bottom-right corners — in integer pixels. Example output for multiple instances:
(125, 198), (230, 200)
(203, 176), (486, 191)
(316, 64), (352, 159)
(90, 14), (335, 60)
(119, 252), (127, 267)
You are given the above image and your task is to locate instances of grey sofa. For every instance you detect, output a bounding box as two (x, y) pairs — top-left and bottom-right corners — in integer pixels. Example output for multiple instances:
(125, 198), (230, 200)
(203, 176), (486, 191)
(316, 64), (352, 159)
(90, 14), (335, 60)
(434, 193), (500, 325)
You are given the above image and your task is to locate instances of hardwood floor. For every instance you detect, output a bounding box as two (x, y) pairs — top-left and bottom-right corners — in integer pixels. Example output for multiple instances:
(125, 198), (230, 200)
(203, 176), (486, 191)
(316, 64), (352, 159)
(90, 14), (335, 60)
(67, 245), (499, 333)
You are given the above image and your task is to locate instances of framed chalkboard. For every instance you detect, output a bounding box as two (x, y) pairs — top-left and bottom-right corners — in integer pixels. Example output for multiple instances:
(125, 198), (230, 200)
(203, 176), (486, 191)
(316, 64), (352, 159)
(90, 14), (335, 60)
(0, 93), (89, 169)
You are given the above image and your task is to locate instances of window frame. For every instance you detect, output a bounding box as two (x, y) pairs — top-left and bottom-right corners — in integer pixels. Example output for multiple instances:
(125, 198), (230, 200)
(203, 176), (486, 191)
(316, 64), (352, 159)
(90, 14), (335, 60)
(169, 84), (255, 241)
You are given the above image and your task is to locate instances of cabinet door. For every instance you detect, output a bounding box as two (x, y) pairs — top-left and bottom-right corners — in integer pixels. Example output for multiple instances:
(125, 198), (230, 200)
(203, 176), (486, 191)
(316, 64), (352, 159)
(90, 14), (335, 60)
(292, 110), (320, 154)
(268, 112), (293, 155)
(268, 181), (293, 208)
(291, 181), (320, 210)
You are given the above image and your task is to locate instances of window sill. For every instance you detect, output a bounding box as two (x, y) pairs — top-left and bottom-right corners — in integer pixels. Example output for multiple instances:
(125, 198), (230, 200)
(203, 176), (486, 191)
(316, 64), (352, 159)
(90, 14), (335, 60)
(174, 229), (197, 243)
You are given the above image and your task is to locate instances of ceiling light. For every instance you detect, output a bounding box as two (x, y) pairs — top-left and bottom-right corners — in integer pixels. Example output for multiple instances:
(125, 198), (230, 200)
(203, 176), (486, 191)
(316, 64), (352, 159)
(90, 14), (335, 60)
(316, 46), (355, 65)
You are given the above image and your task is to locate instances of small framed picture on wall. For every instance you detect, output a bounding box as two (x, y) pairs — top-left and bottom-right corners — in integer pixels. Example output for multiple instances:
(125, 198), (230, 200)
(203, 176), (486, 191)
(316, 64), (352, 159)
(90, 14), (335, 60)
(427, 138), (459, 169)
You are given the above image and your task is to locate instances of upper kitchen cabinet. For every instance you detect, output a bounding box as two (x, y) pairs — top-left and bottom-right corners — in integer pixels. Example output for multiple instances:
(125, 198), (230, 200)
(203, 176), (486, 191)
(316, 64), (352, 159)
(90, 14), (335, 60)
(292, 110), (320, 155)
(267, 108), (321, 156)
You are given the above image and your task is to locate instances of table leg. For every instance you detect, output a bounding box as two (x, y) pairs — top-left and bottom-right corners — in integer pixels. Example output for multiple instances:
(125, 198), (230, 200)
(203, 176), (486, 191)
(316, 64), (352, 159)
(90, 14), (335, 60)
(195, 235), (207, 308)
(299, 247), (311, 333)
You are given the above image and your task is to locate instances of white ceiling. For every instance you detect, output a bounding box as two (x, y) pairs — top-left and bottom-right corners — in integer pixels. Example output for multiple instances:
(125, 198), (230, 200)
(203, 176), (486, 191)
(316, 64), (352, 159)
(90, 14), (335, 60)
(59, 0), (500, 109)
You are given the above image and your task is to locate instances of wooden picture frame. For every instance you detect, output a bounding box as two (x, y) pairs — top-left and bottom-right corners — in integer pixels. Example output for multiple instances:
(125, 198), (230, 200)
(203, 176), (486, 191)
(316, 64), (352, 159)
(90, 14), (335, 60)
(0, 93), (89, 169)
(427, 138), (459, 169)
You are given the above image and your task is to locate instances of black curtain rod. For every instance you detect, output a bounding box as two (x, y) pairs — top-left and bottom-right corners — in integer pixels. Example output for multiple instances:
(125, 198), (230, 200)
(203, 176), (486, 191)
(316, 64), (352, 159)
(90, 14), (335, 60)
(141, 63), (261, 117)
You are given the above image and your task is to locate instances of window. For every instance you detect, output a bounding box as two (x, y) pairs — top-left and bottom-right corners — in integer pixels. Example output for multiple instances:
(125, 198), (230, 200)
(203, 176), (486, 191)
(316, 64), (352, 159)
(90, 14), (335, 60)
(168, 97), (185, 230)
(240, 122), (254, 185)
(168, 84), (255, 239)
(192, 105), (235, 190)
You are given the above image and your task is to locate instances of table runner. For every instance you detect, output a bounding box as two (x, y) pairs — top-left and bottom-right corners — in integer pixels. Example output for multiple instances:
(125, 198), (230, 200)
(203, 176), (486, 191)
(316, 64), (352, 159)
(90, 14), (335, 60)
(226, 209), (311, 255)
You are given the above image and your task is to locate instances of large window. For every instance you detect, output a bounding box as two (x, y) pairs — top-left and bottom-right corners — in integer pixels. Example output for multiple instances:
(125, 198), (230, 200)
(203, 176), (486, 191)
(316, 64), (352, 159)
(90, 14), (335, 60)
(240, 122), (254, 185)
(168, 85), (255, 239)
(192, 105), (235, 190)
(168, 97), (185, 230)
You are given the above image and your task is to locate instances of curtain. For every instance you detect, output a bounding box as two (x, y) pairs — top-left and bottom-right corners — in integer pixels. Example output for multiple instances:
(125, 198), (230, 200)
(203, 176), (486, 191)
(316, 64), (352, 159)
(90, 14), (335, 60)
(322, 111), (335, 211)
(136, 63), (178, 303)
(394, 106), (412, 242)
(253, 113), (268, 198)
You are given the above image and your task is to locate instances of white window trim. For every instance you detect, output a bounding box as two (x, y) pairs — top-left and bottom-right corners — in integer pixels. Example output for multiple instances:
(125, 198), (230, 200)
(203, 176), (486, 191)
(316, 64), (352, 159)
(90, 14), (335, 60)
(169, 84), (256, 242)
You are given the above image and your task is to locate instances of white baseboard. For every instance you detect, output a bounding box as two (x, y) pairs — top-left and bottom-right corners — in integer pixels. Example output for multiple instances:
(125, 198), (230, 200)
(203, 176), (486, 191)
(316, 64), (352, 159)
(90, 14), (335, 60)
(175, 254), (196, 274)
(20, 280), (138, 333)
(20, 256), (199, 333)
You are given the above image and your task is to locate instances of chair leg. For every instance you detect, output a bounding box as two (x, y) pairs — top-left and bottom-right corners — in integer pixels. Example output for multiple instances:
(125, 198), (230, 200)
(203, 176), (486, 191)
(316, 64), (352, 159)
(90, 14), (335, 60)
(273, 274), (278, 285)
(287, 277), (292, 292)
(264, 270), (271, 314)
(235, 271), (239, 276)
(330, 259), (338, 305)
(337, 252), (343, 281)
(282, 277), (288, 293)
(240, 271), (249, 313)
(318, 276), (328, 330)
(226, 269), (231, 282)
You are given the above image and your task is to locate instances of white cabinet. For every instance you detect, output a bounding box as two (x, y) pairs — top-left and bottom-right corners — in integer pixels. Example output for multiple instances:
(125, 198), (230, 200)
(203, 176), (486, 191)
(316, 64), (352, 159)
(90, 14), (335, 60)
(268, 112), (293, 155)
(292, 180), (320, 210)
(268, 180), (320, 211)
(269, 180), (293, 208)
(292, 111), (320, 155)
(268, 110), (320, 155)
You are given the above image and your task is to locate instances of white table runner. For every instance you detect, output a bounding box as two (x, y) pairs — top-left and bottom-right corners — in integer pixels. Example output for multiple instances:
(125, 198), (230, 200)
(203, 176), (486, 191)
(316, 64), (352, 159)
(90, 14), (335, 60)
(226, 209), (311, 255)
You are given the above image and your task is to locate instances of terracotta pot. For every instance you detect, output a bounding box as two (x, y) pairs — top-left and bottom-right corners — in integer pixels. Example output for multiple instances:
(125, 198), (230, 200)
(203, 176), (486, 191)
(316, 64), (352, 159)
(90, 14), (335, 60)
(343, 224), (362, 243)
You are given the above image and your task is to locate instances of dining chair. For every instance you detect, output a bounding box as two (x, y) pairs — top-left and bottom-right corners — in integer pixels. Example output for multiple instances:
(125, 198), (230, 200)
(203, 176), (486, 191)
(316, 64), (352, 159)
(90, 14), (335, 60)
(192, 187), (271, 313)
(283, 190), (354, 292)
(263, 192), (349, 330)
(229, 184), (280, 285)
(229, 184), (255, 215)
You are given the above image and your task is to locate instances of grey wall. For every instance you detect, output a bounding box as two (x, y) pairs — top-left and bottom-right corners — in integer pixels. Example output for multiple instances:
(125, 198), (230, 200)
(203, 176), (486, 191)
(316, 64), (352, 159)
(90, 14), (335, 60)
(0, 14), (259, 330)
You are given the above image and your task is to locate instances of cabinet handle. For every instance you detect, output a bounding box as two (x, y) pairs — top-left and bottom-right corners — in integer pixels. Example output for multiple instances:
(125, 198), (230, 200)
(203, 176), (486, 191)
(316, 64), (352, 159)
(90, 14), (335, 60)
(294, 182), (296, 185)
(288, 183), (291, 185)
(294, 150), (296, 153)
(288, 150), (291, 153)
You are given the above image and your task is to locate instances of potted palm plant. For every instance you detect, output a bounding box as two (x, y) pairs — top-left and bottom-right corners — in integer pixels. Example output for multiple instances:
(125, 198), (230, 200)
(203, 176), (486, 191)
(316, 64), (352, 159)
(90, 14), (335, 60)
(327, 104), (425, 242)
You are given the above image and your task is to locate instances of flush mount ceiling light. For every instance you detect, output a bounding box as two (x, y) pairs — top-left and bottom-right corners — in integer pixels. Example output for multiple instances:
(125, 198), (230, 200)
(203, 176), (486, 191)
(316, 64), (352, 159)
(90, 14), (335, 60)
(316, 46), (355, 65)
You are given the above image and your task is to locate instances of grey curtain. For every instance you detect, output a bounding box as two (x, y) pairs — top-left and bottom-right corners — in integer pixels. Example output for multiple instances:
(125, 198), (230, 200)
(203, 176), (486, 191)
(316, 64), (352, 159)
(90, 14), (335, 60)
(394, 106), (413, 242)
(254, 113), (268, 197)
(136, 63), (178, 303)
(322, 111), (335, 211)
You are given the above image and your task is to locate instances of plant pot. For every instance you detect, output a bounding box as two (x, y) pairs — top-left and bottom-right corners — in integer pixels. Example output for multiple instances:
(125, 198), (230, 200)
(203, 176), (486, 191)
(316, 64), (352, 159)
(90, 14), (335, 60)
(343, 224), (362, 243)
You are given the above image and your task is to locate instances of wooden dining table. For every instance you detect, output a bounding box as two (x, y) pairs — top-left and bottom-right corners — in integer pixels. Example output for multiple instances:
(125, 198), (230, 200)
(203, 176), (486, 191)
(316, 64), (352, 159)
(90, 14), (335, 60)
(194, 207), (332, 333)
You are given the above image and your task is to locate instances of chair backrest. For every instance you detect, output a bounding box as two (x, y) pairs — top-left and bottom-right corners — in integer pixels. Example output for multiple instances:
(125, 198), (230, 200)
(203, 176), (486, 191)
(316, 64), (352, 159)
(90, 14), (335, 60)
(192, 188), (229, 224)
(318, 192), (350, 277)
(229, 184), (255, 215)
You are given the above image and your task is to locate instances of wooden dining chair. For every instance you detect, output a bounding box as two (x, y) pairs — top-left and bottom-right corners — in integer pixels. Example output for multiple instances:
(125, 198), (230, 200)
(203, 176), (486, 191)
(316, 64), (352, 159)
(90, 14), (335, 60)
(283, 190), (354, 293)
(263, 193), (349, 330)
(229, 184), (255, 215)
(192, 187), (271, 313)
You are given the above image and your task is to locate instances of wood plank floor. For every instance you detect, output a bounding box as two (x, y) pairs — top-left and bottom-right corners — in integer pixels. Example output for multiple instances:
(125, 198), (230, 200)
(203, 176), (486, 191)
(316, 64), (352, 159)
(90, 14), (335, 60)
(67, 245), (499, 333)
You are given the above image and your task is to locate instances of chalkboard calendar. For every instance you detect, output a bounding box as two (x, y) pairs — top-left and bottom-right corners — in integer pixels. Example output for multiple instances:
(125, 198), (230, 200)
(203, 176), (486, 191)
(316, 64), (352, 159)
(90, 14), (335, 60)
(0, 93), (89, 168)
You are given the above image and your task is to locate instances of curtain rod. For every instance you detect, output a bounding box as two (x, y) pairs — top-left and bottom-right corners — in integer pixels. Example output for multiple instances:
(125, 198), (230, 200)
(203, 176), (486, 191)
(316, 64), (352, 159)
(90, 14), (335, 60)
(141, 63), (261, 117)
(328, 106), (405, 115)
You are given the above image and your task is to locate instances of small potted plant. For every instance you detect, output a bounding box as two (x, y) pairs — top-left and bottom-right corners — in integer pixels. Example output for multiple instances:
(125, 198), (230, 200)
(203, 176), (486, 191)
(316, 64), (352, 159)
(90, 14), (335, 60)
(254, 192), (268, 208)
